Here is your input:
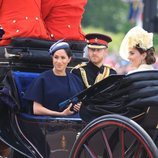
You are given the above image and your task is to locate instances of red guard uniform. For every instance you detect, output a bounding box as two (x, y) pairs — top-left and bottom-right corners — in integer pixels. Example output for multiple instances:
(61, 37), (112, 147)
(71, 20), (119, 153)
(0, 0), (51, 46)
(41, 0), (87, 41)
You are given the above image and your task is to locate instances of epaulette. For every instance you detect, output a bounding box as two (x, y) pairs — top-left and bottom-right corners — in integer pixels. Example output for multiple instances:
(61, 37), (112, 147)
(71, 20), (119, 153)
(72, 62), (87, 70)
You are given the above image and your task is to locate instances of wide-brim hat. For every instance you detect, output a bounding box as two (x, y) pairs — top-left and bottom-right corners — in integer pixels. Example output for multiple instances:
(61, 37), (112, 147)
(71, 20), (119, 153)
(119, 26), (153, 61)
(49, 39), (70, 55)
(85, 33), (112, 49)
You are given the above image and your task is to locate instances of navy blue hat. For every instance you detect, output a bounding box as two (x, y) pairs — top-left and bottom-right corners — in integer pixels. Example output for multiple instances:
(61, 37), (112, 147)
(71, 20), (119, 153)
(49, 39), (70, 55)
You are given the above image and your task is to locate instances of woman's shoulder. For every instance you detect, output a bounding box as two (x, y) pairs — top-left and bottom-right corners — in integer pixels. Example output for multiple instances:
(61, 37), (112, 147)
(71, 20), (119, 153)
(68, 71), (80, 79)
(127, 64), (154, 74)
(31, 70), (52, 84)
(67, 71), (83, 85)
(39, 70), (52, 78)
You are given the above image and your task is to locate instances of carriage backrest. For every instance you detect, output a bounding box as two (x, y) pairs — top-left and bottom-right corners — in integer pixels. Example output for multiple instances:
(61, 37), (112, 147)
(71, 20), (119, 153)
(12, 71), (40, 112)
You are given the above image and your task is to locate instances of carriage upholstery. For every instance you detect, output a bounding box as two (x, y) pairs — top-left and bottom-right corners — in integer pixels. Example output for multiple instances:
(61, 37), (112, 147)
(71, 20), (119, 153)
(12, 71), (40, 111)
(10, 37), (86, 51)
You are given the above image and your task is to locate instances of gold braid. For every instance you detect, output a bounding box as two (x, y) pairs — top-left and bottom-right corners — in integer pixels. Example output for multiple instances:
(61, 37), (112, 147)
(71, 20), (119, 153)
(80, 66), (110, 88)
(80, 68), (91, 88)
(95, 67), (110, 84)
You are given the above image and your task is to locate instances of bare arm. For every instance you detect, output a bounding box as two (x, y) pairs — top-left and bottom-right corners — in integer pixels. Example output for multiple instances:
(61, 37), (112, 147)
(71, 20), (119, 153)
(33, 101), (76, 116)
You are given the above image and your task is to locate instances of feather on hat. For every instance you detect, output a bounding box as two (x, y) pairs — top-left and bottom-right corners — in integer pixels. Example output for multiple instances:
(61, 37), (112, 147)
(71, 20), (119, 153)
(119, 26), (153, 61)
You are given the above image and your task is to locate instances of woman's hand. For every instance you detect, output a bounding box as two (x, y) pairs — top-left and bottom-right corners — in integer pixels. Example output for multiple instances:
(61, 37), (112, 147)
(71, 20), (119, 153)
(61, 102), (82, 116)
(62, 103), (74, 116)
(72, 102), (82, 112)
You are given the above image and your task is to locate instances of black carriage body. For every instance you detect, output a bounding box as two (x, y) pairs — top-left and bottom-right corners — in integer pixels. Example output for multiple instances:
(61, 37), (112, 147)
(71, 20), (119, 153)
(0, 38), (158, 158)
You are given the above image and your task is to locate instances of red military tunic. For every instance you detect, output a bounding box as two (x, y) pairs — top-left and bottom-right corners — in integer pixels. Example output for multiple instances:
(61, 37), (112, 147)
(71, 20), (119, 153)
(41, 0), (87, 41)
(0, 0), (51, 46)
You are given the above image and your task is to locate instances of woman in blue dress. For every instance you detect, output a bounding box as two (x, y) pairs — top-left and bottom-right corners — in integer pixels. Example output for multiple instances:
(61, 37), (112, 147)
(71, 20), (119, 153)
(24, 40), (83, 116)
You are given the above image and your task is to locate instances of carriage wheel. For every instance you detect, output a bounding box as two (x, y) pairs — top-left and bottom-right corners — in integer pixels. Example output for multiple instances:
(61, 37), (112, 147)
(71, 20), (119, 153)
(70, 114), (158, 158)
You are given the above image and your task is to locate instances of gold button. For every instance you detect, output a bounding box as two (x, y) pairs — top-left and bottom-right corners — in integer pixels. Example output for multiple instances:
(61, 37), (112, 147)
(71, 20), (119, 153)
(67, 25), (71, 28)
(13, 20), (16, 23)
(16, 29), (20, 33)
(35, 17), (39, 20)
(50, 34), (54, 37)
(25, 17), (28, 20)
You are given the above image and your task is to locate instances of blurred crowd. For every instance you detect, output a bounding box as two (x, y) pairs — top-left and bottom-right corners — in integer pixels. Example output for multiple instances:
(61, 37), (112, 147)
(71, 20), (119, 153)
(104, 53), (158, 75)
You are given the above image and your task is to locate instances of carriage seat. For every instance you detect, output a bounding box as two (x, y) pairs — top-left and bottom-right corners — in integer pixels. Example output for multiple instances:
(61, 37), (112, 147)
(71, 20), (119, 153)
(12, 71), (40, 112)
(12, 71), (81, 118)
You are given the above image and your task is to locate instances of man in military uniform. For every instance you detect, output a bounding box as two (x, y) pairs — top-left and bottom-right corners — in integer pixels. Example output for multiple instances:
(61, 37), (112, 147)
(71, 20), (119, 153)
(71, 33), (117, 89)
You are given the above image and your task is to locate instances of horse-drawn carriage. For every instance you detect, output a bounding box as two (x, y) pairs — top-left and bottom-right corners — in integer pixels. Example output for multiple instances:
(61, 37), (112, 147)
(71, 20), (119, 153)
(0, 38), (158, 158)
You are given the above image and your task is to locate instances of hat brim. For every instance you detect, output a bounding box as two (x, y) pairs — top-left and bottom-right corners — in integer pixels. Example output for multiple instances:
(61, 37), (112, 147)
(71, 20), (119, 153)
(87, 44), (107, 49)
(119, 26), (153, 61)
(49, 40), (70, 55)
(119, 35), (129, 61)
